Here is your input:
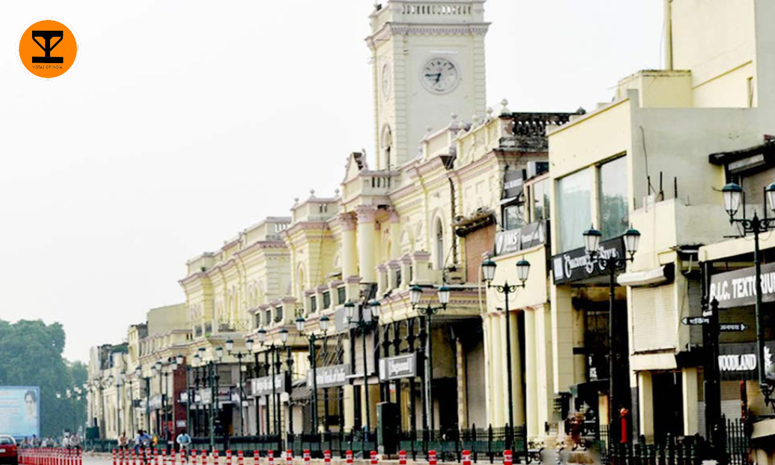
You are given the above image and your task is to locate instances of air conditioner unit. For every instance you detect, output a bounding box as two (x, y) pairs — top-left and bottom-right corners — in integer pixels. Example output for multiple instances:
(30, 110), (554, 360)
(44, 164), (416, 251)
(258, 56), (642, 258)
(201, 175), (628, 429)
(526, 161), (549, 179)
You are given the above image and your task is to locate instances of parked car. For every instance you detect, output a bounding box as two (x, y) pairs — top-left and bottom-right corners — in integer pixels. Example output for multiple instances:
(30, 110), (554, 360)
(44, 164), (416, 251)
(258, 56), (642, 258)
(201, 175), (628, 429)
(0, 436), (18, 465)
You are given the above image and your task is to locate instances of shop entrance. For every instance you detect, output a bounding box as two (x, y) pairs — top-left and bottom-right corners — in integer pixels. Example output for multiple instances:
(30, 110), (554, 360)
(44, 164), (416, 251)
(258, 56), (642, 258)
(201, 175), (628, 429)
(652, 371), (683, 444)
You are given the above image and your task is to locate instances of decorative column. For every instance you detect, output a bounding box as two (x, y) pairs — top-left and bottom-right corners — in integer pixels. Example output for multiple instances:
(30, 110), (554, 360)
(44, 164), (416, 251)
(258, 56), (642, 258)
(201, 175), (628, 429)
(376, 264), (389, 297)
(682, 367), (699, 436)
(490, 314), (505, 426)
(401, 254), (413, 290)
(389, 209), (402, 260)
(551, 284), (575, 393)
(280, 297), (297, 325)
(388, 260), (402, 289)
(535, 304), (554, 434)
(339, 213), (358, 279)
(637, 371), (654, 443)
(524, 308), (538, 439)
(356, 205), (378, 283)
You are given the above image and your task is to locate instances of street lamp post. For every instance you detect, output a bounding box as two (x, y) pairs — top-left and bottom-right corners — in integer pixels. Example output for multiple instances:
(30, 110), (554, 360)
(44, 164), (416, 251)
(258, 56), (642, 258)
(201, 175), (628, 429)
(345, 300), (381, 438)
(225, 339), (254, 436)
(582, 225), (641, 444)
(126, 376), (136, 435)
(256, 327), (289, 436)
(175, 354), (192, 437)
(481, 258), (531, 448)
(409, 285), (448, 434)
(197, 346), (224, 452)
(116, 373), (125, 438)
(295, 314), (331, 435)
(721, 182), (775, 406)
(135, 366), (152, 436)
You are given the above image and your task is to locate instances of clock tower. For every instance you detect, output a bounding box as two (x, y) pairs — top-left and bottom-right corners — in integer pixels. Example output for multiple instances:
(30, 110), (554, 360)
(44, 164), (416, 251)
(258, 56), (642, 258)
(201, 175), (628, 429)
(367, 1), (489, 170)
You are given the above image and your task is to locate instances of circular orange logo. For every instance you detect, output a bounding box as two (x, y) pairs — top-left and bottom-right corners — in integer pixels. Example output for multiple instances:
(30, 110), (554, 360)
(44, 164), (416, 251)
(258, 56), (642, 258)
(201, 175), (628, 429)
(18, 19), (78, 79)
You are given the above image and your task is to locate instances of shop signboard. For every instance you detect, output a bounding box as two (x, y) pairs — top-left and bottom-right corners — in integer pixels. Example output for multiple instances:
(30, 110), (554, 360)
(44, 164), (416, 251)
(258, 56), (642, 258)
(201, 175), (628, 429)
(709, 262), (775, 308)
(552, 237), (624, 284)
(378, 353), (417, 381)
(307, 364), (349, 389)
(250, 374), (285, 397)
(718, 342), (775, 380)
(495, 220), (548, 256)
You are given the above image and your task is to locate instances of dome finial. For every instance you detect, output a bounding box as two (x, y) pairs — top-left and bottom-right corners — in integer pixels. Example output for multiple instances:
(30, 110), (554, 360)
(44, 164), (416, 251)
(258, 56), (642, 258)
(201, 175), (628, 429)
(500, 99), (510, 115)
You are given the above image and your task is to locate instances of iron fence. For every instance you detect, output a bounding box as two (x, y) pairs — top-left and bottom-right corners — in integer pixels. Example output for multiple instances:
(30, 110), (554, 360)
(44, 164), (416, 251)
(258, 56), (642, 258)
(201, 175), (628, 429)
(84, 439), (117, 453)
(597, 417), (750, 465)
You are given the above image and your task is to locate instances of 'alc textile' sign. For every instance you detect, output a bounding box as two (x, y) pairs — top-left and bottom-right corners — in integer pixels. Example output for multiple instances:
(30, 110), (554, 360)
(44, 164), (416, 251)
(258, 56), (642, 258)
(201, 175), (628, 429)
(552, 237), (624, 284)
(495, 221), (548, 255)
(709, 262), (775, 308)
(307, 364), (349, 389)
(379, 353), (417, 381)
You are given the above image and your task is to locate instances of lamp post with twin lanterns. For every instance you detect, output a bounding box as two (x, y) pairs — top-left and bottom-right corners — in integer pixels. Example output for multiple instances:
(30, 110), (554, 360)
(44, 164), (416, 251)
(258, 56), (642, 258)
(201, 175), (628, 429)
(225, 338), (254, 436)
(721, 182), (775, 406)
(152, 359), (175, 438)
(409, 285), (449, 434)
(175, 354), (195, 438)
(582, 225), (641, 443)
(197, 346), (224, 451)
(481, 258), (530, 447)
(295, 314), (331, 435)
(125, 374), (137, 435)
(56, 387), (81, 434)
(345, 299), (380, 437)
(135, 366), (152, 435)
(256, 327), (289, 436)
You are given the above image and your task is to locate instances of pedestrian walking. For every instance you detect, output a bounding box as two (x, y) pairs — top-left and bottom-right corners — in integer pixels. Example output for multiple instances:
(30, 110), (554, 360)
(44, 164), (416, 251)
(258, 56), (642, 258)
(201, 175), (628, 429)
(175, 431), (192, 463)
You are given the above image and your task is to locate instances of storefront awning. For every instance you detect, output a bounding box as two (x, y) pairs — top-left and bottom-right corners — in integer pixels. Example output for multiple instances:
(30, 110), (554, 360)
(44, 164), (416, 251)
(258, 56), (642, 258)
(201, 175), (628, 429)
(751, 417), (775, 441)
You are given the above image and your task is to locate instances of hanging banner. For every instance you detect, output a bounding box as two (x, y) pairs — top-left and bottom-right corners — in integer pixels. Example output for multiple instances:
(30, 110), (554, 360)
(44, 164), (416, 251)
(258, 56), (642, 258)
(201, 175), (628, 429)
(307, 364), (349, 389)
(709, 262), (775, 308)
(250, 374), (285, 397)
(378, 353), (417, 381)
(495, 220), (548, 256)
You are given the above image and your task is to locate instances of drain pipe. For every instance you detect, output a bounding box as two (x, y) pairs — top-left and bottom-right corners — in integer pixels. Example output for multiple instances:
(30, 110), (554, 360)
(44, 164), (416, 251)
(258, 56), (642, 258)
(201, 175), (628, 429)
(664, 0), (673, 70)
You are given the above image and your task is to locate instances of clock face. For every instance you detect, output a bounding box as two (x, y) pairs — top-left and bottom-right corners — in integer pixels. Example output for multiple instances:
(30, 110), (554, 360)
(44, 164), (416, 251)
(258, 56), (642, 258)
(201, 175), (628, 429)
(422, 58), (459, 94)
(381, 63), (392, 100)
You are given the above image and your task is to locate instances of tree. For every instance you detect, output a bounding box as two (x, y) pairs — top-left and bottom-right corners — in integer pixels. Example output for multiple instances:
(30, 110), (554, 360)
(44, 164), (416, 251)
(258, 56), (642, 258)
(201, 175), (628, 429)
(0, 319), (87, 437)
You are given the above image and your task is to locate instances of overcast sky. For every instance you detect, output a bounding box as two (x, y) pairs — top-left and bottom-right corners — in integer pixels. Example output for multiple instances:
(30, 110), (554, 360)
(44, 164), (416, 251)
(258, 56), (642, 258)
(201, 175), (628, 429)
(0, 1), (663, 362)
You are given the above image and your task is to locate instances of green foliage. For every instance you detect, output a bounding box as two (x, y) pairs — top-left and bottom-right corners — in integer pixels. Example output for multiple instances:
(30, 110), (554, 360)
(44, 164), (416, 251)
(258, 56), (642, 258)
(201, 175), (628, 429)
(0, 319), (87, 438)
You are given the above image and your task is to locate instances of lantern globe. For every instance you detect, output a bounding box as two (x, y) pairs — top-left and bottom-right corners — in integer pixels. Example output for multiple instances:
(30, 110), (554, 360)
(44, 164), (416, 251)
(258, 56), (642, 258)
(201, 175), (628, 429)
(370, 300), (381, 318)
(766, 181), (775, 213)
(344, 301), (355, 321)
(623, 227), (642, 256)
(410, 285), (423, 306)
(437, 286), (451, 305)
(722, 182), (743, 218)
(319, 315), (330, 332)
(583, 226), (602, 255)
(516, 259), (531, 283)
(481, 259), (497, 282)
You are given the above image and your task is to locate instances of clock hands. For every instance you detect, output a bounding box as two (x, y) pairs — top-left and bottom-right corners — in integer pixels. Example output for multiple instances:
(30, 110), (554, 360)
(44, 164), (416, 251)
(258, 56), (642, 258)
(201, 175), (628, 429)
(425, 73), (442, 83)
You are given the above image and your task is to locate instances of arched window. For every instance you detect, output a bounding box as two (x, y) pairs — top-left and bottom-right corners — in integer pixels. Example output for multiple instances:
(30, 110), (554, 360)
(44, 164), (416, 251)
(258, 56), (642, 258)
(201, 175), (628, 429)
(435, 218), (445, 270)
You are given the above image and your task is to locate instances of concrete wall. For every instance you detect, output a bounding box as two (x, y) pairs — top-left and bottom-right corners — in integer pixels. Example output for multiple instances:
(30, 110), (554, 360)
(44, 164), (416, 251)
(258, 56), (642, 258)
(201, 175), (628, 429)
(147, 303), (187, 336)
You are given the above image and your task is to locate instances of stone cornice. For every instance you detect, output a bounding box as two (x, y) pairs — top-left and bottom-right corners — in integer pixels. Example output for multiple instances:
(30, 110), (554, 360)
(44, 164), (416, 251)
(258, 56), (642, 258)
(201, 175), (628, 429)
(368, 22), (490, 46)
